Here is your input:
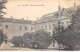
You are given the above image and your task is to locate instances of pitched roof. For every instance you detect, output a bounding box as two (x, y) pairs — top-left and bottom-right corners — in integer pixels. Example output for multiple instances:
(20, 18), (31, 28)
(0, 18), (32, 24)
(39, 5), (80, 23)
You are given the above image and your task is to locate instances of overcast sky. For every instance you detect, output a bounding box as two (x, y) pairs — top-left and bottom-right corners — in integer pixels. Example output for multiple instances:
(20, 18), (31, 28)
(3, 0), (80, 21)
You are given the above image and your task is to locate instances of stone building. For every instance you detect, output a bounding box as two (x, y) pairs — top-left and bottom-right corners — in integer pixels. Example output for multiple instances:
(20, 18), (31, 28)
(0, 18), (34, 39)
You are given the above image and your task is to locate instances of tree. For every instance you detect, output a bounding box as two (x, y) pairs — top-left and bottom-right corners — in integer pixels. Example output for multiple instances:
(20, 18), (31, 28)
(22, 33), (35, 48)
(0, 29), (4, 45)
(53, 7), (80, 50)
(0, 0), (7, 45)
(0, 0), (7, 19)
(34, 29), (52, 49)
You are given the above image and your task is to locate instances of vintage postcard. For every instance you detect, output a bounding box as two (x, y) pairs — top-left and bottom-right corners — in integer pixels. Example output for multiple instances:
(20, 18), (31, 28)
(0, 0), (80, 51)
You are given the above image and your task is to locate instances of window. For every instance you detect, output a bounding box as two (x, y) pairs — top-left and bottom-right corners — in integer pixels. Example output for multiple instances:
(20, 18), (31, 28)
(25, 26), (27, 30)
(45, 25), (47, 29)
(58, 21), (61, 28)
(6, 25), (8, 29)
(62, 22), (64, 27)
(20, 26), (22, 30)
(31, 27), (33, 30)
(49, 25), (51, 29)
(41, 26), (43, 29)
(38, 26), (39, 29)
(0, 24), (1, 26)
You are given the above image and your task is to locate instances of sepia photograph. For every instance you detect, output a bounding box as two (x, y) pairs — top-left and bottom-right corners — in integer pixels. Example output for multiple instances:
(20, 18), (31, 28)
(0, 0), (80, 51)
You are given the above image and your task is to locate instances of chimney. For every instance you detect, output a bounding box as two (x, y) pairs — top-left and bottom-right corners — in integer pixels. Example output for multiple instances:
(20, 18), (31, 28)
(58, 0), (61, 16)
(11, 16), (13, 19)
(22, 18), (24, 20)
(36, 17), (39, 24)
(73, 0), (76, 14)
(36, 17), (39, 21)
(74, 2), (76, 9)
(74, 0), (76, 10)
(27, 16), (28, 20)
(58, 0), (61, 11)
(58, 2), (61, 11)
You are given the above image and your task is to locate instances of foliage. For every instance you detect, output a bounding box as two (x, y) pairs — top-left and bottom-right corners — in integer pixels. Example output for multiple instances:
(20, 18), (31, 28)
(11, 30), (52, 49)
(0, 29), (4, 45)
(22, 33), (35, 48)
(53, 7), (80, 49)
(0, 0), (7, 19)
(10, 33), (35, 47)
(0, 0), (7, 45)
(34, 29), (52, 49)
(10, 36), (23, 47)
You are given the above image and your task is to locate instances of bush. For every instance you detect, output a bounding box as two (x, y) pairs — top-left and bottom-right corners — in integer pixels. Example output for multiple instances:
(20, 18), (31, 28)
(0, 29), (4, 45)
(10, 30), (52, 49)
(11, 33), (35, 48)
(34, 29), (52, 49)
(10, 36), (23, 47)
(22, 33), (35, 48)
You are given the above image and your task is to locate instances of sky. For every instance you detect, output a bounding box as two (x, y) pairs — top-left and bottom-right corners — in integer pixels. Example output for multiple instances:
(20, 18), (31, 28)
(3, 0), (80, 21)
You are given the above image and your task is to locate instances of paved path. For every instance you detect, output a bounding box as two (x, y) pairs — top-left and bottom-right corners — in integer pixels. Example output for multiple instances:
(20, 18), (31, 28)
(0, 42), (13, 49)
(0, 42), (59, 51)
